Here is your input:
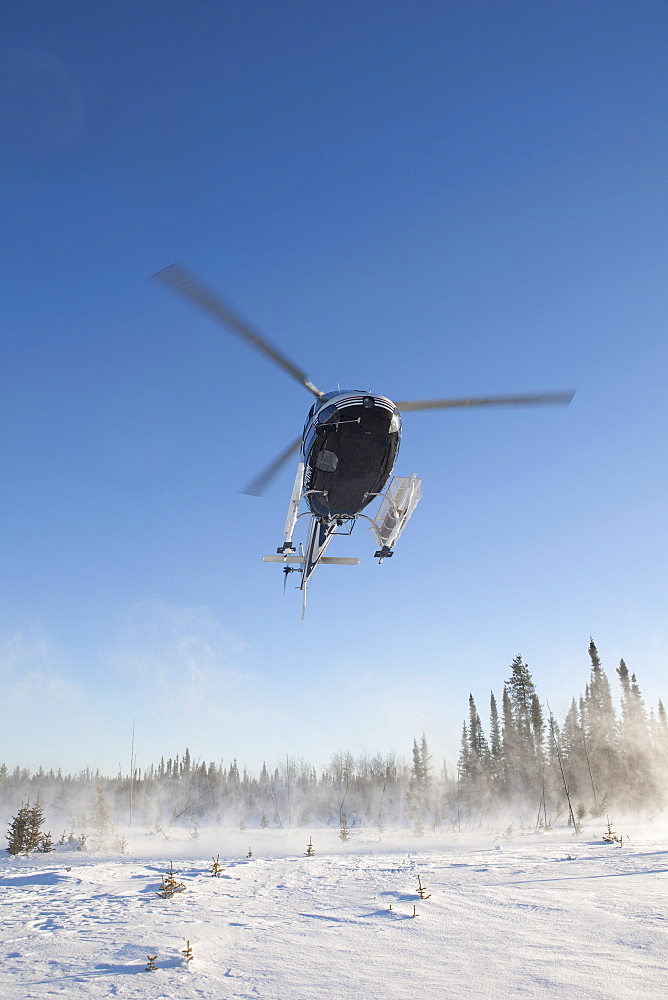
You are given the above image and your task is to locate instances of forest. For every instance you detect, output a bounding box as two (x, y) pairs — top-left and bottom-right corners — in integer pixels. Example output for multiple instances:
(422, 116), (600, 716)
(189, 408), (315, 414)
(3, 640), (667, 848)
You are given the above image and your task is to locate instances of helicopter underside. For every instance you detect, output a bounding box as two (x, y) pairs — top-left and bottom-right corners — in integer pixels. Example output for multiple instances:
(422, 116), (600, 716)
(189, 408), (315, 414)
(303, 403), (400, 518)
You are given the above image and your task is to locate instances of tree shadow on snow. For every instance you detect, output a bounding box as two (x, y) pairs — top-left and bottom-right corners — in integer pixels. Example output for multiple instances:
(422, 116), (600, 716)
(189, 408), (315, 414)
(32, 957), (184, 983)
(378, 889), (419, 903)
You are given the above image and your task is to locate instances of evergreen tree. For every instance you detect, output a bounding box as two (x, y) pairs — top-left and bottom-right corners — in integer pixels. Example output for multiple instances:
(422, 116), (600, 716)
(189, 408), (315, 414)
(489, 692), (502, 782)
(501, 686), (516, 790)
(409, 734), (432, 824)
(6, 803), (30, 855)
(586, 641), (616, 730)
(91, 784), (111, 845)
(584, 639), (619, 796)
(458, 722), (470, 780)
(617, 657), (631, 702)
(410, 734), (432, 786)
(411, 739), (423, 783)
(455, 697), (491, 820)
(658, 700), (667, 728)
(652, 700), (668, 782)
(6, 801), (47, 855)
(506, 655), (536, 754)
(530, 693), (545, 764)
(419, 733), (432, 787)
(616, 660), (653, 805)
(505, 656), (541, 794)
(37, 830), (54, 853)
(617, 660), (647, 735)
(25, 801), (45, 852)
(467, 695), (489, 770)
(559, 698), (590, 803)
(560, 699), (580, 761)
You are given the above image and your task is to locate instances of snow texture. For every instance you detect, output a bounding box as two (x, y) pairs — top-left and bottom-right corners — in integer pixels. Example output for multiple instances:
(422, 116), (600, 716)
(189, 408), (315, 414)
(1, 828), (666, 999)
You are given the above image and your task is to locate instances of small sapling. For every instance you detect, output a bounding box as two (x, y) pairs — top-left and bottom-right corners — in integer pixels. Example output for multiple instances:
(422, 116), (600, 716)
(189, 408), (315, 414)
(416, 875), (431, 899)
(157, 861), (186, 898)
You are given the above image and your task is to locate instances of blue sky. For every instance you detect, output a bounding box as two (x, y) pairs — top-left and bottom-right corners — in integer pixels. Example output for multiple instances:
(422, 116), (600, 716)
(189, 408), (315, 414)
(2, 0), (667, 778)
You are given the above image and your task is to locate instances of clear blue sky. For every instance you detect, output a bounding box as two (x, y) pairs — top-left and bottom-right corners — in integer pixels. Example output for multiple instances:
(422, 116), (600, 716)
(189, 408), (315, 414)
(2, 0), (667, 778)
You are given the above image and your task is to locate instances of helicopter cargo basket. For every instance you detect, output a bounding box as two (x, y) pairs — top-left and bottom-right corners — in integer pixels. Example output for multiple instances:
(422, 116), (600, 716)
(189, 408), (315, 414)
(370, 474), (422, 554)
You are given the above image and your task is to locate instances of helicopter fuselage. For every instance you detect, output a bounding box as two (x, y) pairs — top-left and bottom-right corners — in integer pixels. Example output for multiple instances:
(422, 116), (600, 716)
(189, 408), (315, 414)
(301, 391), (401, 519)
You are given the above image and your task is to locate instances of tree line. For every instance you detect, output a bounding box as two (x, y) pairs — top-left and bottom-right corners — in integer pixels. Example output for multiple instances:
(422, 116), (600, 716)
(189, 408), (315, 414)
(457, 640), (668, 827)
(3, 640), (667, 847)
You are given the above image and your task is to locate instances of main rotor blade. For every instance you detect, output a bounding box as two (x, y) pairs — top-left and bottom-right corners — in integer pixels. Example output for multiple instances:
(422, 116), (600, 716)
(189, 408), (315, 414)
(394, 391), (575, 412)
(241, 437), (302, 496)
(152, 263), (324, 398)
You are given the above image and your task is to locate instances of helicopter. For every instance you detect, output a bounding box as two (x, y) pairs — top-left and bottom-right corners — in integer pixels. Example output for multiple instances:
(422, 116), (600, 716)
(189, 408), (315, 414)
(153, 263), (574, 617)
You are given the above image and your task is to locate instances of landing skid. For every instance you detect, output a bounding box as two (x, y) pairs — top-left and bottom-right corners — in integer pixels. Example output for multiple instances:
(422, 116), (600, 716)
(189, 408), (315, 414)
(263, 463), (422, 617)
(264, 517), (359, 618)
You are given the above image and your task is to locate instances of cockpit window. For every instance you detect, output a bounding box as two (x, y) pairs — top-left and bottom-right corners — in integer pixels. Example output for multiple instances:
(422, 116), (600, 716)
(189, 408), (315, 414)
(317, 404), (339, 425)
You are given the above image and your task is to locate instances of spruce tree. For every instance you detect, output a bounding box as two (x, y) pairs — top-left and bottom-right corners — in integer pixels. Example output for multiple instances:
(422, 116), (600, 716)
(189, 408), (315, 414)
(507, 655), (536, 753)
(411, 739), (424, 783)
(467, 695), (489, 772)
(6, 803), (30, 855)
(506, 656), (541, 795)
(616, 660), (653, 806)
(37, 831), (54, 853)
(92, 784), (111, 846)
(658, 700), (668, 728)
(584, 639), (619, 797)
(419, 733), (432, 787)
(458, 722), (470, 780)
(617, 658), (631, 702)
(6, 801), (48, 855)
(501, 686), (516, 791)
(587, 641), (616, 730)
(25, 801), (45, 852)
(530, 693), (545, 764)
(653, 701), (668, 780)
(409, 734), (432, 824)
(560, 699), (580, 761)
(559, 698), (590, 804)
(489, 692), (502, 783)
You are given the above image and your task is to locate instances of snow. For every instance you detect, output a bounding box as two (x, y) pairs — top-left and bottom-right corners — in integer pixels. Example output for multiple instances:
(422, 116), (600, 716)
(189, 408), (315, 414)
(1, 827), (666, 999)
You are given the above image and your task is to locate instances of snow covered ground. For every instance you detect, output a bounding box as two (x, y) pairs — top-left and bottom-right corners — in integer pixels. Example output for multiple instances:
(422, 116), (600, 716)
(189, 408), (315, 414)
(1, 826), (666, 999)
